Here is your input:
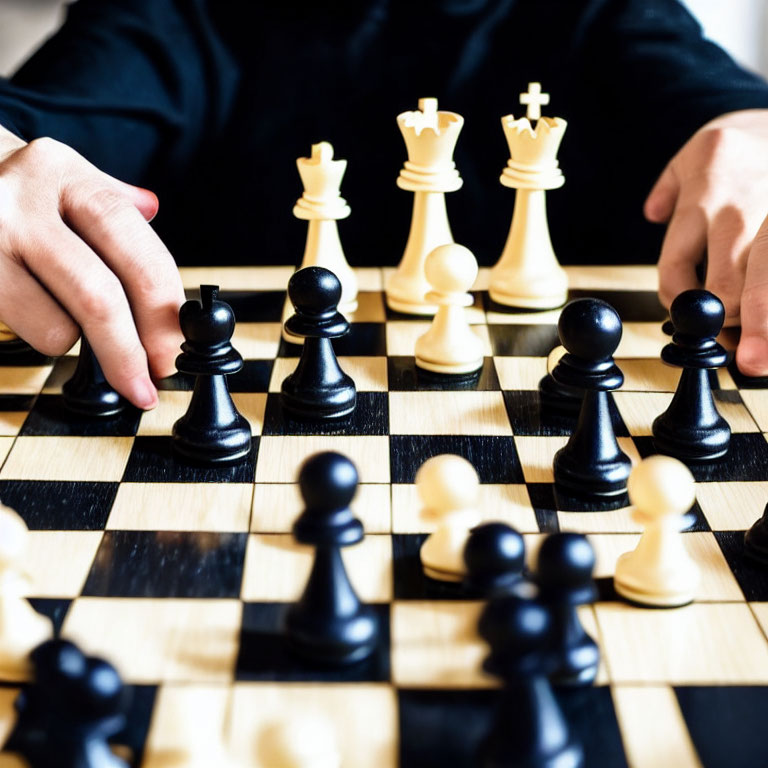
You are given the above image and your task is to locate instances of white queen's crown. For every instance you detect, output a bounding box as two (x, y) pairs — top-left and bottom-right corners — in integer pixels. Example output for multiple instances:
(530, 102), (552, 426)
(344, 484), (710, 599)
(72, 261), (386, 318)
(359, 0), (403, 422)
(397, 97), (464, 192)
(294, 142), (350, 220)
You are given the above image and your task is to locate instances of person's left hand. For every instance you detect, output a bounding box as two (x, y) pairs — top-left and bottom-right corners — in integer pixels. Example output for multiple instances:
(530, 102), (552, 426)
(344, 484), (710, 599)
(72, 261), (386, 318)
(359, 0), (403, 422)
(645, 108), (768, 375)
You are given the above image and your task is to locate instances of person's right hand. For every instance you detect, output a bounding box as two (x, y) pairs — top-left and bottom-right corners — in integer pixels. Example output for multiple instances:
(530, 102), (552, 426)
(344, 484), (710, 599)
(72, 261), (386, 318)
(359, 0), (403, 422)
(0, 124), (185, 409)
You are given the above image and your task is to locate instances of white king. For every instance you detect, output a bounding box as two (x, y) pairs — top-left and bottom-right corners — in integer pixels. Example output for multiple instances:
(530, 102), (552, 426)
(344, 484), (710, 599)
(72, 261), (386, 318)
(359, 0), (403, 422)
(386, 98), (464, 315)
(292, 142), (357, 317)
(489, 83), (569, 310)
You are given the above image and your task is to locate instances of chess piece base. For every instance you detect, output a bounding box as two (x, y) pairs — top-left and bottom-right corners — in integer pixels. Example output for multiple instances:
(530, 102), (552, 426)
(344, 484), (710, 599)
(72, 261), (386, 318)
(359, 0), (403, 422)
(172, 423), (252, 465)
(422, 564), (463, 582)
(538, 372), (582, 414)
(280, 380), (357, 421)
(553, 446), (631, 499)
(613, 577), (695, 608)
(385, 291), (439, 316)
(744, 517), (768, 566)
(415, 354), (483, 375)
(488, 285), (568, 311)
(652, 413), (730, 463)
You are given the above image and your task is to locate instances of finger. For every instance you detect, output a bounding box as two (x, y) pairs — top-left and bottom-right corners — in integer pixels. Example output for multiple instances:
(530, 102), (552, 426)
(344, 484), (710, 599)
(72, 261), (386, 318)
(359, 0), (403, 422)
(61, 183), (184, 380)
(22, 223), (158, 409)
(736, 219), (768, 376)
(108, 179), (159, 222)
(644, 162), (680, 224)
(0, 260), (79, 356)
(703, 205), (751, 326)
(656, 203), (707, 308)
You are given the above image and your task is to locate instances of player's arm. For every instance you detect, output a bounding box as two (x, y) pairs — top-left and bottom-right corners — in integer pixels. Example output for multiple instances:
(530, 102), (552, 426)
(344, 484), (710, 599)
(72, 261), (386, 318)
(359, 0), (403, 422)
(0, 122), (185, 408)
(0, 0), (239, 406)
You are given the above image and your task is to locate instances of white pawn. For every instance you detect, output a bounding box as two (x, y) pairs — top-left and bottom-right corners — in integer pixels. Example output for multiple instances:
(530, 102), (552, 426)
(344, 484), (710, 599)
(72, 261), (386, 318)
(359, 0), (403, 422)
(0, 503), (53, 680)
(259, 713), (341, 768)
(614, 455), (700, 607)
(418, 455), (481, 581)
(414, 244), (484, 375)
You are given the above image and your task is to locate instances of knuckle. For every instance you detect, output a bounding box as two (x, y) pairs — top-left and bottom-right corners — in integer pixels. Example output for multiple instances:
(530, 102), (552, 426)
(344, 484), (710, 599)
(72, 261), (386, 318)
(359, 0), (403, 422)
(36, 322), (79, 357)
(23, 136), (70, 166)
(78, 187), (132, 222)
(78, 276), (124, 325)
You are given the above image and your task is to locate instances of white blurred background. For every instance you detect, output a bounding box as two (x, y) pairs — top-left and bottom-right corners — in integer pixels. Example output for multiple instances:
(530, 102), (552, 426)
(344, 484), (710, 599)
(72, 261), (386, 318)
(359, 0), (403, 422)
(0, 0), (766, 78)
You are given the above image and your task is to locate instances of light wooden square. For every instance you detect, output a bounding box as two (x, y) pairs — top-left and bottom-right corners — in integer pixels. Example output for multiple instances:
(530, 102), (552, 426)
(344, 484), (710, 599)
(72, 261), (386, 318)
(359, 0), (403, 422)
(252, 483), (391, 533)
(695, 481), (768, 531)
(62, 598), (242, 683)
(0, 436), (133, 481)
(107, 483), (253, 532)
(241, 533), (392, 602)
(229, 683), (397, 768)
(141, 392), (266, 437)
(232, 323), (282, 359)
(142, 683), (232, 767)
(268, 356), (388, 392)
(613, 391), (758, 436)
(615, 323), (667, 359)
(354, 268), (385, 292)
(25, 531), (102, 597)
(740, 390), (768, 431)
(557, 503), (640, 534)
(565, 266), (658, 292)
(255, 436), (390, 483)
(385, 322), (491, 356)
(0, 413), (25, 436)
(391, 483), (538, 533)
(612, 686), (703, 768)
(587, 532), (743, 601)
(391, 601), (491, 688)
(346, 290), (386, 322)
(0, 366), (51, 395)
(596, 602), (768, 684)
(0, 437), (14, 468)
(493, 357), (548, 390)
(388, 391), (511, 436)
(619, 359), (681, 393)
(513, 436), (640, 484)
(179, 266), (293, 291)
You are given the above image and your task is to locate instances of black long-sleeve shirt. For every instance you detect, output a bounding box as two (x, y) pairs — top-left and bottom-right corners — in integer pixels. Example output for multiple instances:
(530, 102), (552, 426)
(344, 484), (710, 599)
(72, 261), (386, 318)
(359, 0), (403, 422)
(1, 0), (768, 267)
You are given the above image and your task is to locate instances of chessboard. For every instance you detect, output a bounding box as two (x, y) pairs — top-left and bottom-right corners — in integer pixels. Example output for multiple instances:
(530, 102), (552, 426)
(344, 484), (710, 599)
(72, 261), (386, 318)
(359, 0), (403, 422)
(0, 264), (768, 768)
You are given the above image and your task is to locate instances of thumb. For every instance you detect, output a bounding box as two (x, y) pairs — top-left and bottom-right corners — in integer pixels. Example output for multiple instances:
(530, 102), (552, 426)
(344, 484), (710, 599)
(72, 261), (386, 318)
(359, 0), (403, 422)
(644, 162), (680, 224)
(110, 179), (160, 222)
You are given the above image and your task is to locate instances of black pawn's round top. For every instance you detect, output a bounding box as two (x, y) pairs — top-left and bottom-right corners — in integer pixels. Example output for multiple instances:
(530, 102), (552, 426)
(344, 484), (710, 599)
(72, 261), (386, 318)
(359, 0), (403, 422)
(176, 284), (242, 376)
(670, 289), (724, 339)
(294, 451), (363, 548)
(289, 267), (342, 316)
(179, 286), (235, 347)
(479, 595), (553, 678)
(558, 298), (622, 361)
(285, 267), (349, 338)
(534, 533), (597, 605)
(464, 522), (525, 595)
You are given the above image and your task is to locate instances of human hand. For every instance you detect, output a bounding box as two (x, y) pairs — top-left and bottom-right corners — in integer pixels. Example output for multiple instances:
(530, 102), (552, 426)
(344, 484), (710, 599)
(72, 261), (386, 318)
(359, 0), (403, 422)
(0, 125), (185, 408)
(644, 109), (768, 375)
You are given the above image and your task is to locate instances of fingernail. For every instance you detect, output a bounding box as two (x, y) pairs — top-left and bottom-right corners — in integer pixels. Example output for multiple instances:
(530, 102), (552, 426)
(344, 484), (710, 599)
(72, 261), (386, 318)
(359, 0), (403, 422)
(130, 377), (158, 410)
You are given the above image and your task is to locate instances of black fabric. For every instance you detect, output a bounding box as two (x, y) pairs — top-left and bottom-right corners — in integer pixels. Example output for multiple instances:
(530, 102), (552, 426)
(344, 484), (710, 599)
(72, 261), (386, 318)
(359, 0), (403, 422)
(1, 0), (767, 267)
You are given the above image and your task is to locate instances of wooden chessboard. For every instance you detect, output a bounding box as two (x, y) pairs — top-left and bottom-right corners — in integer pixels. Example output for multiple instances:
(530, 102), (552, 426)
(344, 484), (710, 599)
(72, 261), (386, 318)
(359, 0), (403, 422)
(0, 264), (767, 768)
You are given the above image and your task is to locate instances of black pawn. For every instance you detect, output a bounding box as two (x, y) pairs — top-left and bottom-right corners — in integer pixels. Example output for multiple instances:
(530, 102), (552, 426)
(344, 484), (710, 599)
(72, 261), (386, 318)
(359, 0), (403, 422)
(285, 451), (378, 664)
(533, 533), (599, 686)
(538, 370), (582, 414)
(552, 299), (631, 498)
(12, 639), (128, 768)
(281, 267), (356, 420)
(463, 522), (525, 597)
(172, 285), (251, 464)
(62, 337), (125, 417)
(652, 289), (730, 462)
(744, 503), (768, 566)
(478, 595), (583, 768)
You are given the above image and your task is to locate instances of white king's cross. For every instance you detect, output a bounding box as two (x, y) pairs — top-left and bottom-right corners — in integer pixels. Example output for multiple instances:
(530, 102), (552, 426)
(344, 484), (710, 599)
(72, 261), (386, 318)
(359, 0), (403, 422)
(520, 82), (550, 121)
